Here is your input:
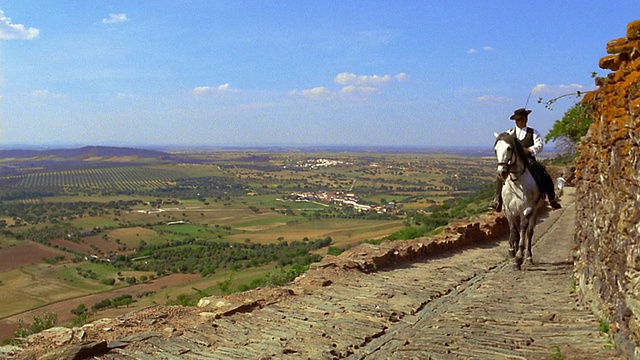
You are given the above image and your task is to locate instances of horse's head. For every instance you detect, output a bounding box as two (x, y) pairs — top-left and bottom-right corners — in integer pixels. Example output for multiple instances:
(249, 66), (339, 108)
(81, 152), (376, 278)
(494, 132), (523, 180)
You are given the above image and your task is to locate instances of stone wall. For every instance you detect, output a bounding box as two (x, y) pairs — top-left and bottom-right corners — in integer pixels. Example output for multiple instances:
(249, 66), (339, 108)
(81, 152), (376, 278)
(575, 19), (640, 358)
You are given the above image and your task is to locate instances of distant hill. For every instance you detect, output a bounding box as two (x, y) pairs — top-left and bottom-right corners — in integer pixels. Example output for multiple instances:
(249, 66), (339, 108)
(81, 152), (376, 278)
(0, 146), (170, 161)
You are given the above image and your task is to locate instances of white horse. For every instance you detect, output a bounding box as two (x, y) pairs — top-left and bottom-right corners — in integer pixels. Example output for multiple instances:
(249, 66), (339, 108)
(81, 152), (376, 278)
(494, 131), (544, 270)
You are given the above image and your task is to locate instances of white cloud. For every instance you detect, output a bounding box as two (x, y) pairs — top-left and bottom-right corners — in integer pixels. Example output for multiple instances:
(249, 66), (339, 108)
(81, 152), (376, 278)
(334, 72), (408, 86)
(467, 46), (494, 54)
(0, 10), (39, 40)
(359, 74), (393, 86)
(340, 85), (378, 95)
(334, 72), (357, 85)
(290, 84), (382, 100)
(30, 90), (65, 99)
(474, 95), (511, 103)
(531, 83), (586, 95)
(291, 72), (408, 100)
(395, 73), (408, 82)
(102, 13), (129, 24)
(289, 86), (333, 99)
(291, 72), (407, 100)
(192, 83), (239, 95)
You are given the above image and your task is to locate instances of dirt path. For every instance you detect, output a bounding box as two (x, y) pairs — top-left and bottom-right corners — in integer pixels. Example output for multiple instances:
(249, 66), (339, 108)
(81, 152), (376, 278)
(8, 188), (626, 359)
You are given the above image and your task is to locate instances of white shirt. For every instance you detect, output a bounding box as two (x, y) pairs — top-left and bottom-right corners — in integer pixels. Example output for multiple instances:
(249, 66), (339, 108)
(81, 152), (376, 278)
(507, 126), (544, 157)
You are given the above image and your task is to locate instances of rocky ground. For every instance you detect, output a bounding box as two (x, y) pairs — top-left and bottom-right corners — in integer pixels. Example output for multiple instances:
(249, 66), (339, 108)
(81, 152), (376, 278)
(1, 188), (626, 359)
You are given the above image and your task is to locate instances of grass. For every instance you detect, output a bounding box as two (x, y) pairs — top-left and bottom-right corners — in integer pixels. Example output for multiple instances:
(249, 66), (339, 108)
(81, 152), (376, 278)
(230, 214), (302, 229)
(599, 318), (610, 334)
(551, 345), (563, 360)
(0, 236), (19, 248)
(226, 217), (404, 246)
(72, 217), (121, 228)
(0, 265), (95, 318)
(57, 265), (121, 292)
(107, 227), (160, 244)
(151, 223), (218, 237)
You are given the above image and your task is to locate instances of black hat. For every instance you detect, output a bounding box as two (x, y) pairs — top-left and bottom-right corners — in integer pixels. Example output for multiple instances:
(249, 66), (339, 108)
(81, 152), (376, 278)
(510, 108), (532, 120)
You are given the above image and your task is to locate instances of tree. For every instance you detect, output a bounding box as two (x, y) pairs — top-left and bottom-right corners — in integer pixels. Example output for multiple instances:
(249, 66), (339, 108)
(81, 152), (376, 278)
(545, 102), (594, 155)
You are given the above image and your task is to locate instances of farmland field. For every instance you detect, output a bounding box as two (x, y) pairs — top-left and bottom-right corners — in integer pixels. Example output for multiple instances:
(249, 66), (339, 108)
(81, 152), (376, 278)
(0, 146), (496, 340)
(0, 242), (67, 272)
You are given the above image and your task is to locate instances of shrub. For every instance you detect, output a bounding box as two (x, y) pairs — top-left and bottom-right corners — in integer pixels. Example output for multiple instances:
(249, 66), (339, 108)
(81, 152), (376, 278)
(100, 278), (116, 286)
(71, 304), (87, 316)
(14, 313), (58, 339)
(327, 246), (348, 256)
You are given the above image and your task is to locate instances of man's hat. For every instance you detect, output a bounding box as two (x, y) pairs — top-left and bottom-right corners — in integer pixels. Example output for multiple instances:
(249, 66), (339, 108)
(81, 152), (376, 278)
(510, 108), (532, 120)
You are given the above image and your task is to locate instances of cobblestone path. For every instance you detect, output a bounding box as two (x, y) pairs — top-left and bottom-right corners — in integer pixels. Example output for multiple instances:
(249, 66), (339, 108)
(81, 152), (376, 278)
(350, 189), (621, 360)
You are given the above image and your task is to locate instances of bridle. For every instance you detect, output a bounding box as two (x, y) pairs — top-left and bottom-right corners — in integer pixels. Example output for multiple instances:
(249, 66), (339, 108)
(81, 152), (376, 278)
(496, 137), (526, 182)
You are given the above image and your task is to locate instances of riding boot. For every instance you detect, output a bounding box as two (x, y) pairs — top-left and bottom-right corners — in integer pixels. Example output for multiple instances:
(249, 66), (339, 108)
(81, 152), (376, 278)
(491, 177), (503, 212)
(548, 194), (562, 210)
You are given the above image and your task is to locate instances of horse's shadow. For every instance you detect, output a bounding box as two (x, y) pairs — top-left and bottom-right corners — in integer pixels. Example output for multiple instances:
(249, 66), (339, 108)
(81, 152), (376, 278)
(518, 260), (573, 272)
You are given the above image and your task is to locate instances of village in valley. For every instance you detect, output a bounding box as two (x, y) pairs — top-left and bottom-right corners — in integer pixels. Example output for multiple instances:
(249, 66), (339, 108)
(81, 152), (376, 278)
(281, 189), (401, 214)
(279, 157), (402, 214)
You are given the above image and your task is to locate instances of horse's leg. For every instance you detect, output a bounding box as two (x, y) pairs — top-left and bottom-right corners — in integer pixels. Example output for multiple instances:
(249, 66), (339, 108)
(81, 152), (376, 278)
(512, 223), (523, 270)
(515, 229), (525, 270)
(508, 226), (518, 258)
(515, 214), (531, 270)
(525, 221), (535, 265)
(520, 208), (535, 267)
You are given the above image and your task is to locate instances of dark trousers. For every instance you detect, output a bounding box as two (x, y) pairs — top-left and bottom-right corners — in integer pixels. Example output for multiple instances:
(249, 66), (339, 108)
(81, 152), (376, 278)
(495, 159), (556, 201)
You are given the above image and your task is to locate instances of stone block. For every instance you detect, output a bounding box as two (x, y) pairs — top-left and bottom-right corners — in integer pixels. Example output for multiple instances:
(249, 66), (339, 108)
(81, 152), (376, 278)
(627, 20), (640, 40)
(607, 37), (629, 54)
(600, 55), (621, 70)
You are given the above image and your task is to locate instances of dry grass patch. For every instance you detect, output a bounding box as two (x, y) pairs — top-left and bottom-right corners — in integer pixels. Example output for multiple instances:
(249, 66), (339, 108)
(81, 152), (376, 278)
(227, 219), (404, 246)
(108, 227), (158, 244)
(235, 222), (288, 232)
(0, 265), (93, 319)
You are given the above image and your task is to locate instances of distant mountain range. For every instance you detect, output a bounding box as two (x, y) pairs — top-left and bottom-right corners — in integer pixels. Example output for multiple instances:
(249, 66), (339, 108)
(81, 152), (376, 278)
(0, 144), (511, 159)
(0, 146), (170, 161)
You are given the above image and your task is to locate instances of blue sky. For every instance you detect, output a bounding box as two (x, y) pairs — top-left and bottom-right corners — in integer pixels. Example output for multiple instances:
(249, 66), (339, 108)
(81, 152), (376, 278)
(0, 1), (637, 148)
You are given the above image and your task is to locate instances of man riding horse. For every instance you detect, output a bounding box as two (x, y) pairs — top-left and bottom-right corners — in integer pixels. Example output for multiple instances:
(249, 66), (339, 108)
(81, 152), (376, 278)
(491, 108), (561, 212)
